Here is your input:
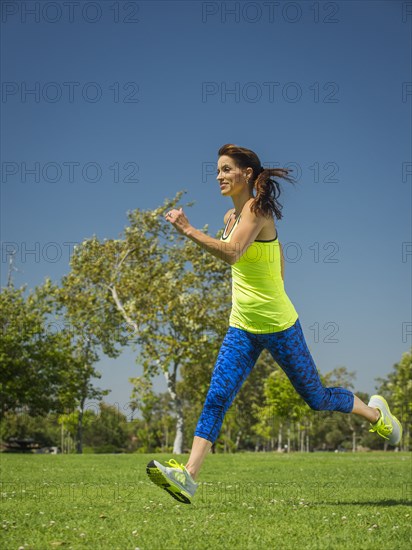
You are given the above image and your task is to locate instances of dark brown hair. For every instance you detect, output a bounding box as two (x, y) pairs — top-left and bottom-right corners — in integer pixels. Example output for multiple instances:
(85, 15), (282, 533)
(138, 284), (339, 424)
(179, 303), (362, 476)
(218, 143), (296, 220)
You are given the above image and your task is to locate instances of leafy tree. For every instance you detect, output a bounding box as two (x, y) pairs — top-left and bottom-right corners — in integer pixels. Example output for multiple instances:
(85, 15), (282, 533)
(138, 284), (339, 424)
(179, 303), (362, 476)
(375, 348), (412, 451)
(0, 277), (113, 454)
(58, 409), (97, 453)
(309, 367), (356, 451)
(0, 411), (60, 448)
(82, 403), (130, 453)
(64, 193), (231, 453)
(57, 259), (128, 453)
(254, 364), (312, 452)
(220, 350), (276, 452)
(129, 386), (175, 453)
(0, 282), (77, 417)
(129, 200), (231, 454)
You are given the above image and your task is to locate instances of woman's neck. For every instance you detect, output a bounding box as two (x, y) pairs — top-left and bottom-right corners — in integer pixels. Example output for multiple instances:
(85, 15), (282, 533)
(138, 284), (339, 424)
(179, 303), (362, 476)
(232, 192), (253, 217)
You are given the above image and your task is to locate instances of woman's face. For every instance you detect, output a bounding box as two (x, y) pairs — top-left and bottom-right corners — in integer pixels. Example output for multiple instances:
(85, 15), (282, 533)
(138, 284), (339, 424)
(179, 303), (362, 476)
(216, 155), (248, 197)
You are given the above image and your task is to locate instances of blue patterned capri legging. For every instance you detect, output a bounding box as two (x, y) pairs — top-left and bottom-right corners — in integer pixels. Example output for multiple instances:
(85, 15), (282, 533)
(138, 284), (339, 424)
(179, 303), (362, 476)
(194, 318), (354, 444)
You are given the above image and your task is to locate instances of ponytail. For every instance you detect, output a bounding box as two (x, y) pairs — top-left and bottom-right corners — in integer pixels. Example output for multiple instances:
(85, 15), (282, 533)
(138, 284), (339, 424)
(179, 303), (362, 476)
(251, 167), (296, 220)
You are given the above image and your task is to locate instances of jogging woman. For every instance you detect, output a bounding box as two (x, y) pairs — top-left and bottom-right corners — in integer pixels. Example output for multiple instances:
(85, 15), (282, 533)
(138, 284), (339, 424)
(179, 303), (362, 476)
(146, 143), (402, 504)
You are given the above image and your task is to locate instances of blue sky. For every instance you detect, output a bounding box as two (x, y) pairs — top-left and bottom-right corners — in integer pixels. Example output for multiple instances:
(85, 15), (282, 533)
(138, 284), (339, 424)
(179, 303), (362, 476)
(1, 0), (411, 414)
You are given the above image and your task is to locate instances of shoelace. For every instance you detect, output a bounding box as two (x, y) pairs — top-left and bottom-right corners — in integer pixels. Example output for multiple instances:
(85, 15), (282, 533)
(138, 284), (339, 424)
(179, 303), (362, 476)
(165, 459), (188, 485)
(166, 459), (185, 471)
(369, 416), (393, 440)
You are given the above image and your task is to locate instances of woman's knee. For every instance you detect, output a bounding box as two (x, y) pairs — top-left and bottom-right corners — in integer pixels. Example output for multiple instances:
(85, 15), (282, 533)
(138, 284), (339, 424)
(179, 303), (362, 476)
(304, 389), (330, 411)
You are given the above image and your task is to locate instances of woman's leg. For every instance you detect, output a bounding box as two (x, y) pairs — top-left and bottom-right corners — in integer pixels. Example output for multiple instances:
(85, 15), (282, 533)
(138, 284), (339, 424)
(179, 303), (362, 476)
(352, 395), (380, 422)
(263, 318), (377, 419)
(185, 436), (213, 481)
(185, 326), (263, 480)
(261, 318), (401, 445)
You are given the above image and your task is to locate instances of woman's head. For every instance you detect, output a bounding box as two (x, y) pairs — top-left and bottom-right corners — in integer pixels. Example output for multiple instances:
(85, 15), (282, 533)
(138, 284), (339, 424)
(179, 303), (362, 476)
(216, 143), (295, 220)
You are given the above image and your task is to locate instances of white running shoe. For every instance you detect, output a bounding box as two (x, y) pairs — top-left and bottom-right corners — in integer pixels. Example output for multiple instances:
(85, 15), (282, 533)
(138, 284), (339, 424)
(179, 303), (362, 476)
(368, 395), (402, 446)
(146, 458), (198, 504)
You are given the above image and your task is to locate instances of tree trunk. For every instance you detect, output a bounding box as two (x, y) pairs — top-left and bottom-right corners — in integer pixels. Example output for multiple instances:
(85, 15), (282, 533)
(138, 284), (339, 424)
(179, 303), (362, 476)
(287, 426), (291, 453)
(352, 430), (357, 453)
(76, 409), (83, 454)
(164, 368), (184, 454)
(76, 397), (86, 454)
(164, 424), (169, 451)
(173, 403), (184, 454)
(235, 430), (242, 450)
(401, 424), (409, 452)
(277, 422), (283, 452)
(109, 283), (186, 453)
(224, 427), (231, 453)
(61, 422), (64, 454)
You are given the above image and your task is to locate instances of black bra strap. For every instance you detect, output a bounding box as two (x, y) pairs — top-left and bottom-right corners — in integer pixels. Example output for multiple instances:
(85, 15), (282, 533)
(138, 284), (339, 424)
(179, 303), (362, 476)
(255, 230), (278, 242)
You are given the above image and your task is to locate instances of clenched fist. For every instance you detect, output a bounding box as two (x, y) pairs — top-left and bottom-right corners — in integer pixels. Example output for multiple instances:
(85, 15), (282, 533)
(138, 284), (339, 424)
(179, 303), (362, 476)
(165, 207), (193, 236)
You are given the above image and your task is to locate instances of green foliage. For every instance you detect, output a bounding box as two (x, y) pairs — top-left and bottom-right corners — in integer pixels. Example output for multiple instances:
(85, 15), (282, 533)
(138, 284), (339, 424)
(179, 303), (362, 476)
(375, 349), (412, 451)
(80, 403), (130, 452)
(250, 364), (410, 452)
(57, 192), (231, 453)
(0, 411), (60, 448)
(1, 404), (135, 454)
(252, 359), (313, 451)
(0, 283), (80, 417)
(2, 195), (409, 455)
(127, 386), (175, 453)
(216, 350), (276, 451)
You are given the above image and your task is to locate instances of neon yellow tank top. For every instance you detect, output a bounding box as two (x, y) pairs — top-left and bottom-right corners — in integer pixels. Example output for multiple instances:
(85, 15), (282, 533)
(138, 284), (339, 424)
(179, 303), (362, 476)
(221, 214), (299, 334)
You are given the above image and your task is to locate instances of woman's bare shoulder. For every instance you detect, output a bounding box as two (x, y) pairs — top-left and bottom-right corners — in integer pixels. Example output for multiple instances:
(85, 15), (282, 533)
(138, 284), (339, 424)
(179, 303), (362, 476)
(244, 198), (277, 239)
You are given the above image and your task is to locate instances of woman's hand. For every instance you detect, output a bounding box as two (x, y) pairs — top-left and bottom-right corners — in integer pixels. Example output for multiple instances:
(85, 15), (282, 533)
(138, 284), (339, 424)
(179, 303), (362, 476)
(165, 207), (193, 236)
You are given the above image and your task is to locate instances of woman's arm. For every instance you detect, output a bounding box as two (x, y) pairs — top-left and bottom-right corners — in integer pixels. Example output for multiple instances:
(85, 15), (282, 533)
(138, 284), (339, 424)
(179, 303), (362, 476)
(165, 203), (265, 266)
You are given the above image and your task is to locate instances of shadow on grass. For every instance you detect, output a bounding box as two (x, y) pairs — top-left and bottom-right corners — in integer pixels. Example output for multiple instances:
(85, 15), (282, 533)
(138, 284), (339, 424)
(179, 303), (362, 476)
(191, 497), (412, 509)
(324, 499), (411, 507)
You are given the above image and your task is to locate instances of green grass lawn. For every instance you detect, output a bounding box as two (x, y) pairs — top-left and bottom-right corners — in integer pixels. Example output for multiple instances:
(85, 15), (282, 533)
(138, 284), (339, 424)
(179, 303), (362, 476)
(1, 452), (411, 549)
